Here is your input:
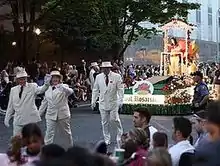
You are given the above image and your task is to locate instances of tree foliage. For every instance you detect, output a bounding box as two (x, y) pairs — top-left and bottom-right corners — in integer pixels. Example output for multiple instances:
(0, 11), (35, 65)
(0, 0), (63, 62)
(42, 0), (200, 58)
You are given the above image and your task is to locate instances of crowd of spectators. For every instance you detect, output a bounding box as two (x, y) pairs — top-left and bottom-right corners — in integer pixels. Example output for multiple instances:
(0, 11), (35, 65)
(0, 60), (220, 166)
(0, 101), (219, 166)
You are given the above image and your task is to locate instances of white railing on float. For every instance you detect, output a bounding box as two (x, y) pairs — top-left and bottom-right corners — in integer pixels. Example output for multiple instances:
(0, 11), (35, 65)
(160, 52), (184, 76)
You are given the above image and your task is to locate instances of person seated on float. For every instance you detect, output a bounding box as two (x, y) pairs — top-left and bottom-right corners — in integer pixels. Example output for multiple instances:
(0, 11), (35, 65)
(168, 37), (181, 75)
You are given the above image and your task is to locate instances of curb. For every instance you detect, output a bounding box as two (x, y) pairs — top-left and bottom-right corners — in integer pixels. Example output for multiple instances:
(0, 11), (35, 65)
(76, 103), (91, 108)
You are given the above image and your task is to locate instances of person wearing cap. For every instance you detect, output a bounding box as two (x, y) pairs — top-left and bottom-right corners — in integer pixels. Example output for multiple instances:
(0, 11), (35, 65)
(4, 68), (51, 136)
(91, 61), (124, 145)
(194, 101), (220, 166)
(39, 70), (73, 149)
(192, 71), (209, 113)
(89, 62), (99, 90)
(191, 111), (209, 150)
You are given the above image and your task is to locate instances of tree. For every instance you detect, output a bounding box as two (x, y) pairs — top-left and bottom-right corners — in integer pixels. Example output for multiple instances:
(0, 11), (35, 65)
(0, 0), (63, 63)
(42, 0), (200, 59)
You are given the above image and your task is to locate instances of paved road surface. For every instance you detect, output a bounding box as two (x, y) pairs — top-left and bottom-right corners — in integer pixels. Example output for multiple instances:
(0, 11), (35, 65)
(0, 106), (194, 152)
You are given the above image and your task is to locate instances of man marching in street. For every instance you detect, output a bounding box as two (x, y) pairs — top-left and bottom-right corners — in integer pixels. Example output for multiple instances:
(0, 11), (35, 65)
(89, 62), (99, 91)
(39, 70), (73, 149)
(91, 61), (124, 146)
(4, 68), (51, 136)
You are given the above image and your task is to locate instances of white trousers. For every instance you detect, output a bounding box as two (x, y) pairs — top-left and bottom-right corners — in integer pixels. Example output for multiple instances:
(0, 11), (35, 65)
(44, 118), (73, 149)
(13, 125), (24, 136)
(99, 107), (123, 145)
(13, 122), (40, 136)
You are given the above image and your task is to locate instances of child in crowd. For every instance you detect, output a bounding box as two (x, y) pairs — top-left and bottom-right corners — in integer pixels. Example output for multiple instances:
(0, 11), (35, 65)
(152, 132), (168, 149)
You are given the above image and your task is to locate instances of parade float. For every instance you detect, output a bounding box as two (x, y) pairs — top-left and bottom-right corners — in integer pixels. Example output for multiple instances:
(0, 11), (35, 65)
(122, 19), (203, 115)
(122, 76), (196, 115)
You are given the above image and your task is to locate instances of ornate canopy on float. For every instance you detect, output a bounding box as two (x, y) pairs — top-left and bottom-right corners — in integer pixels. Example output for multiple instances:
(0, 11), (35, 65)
(161, 19), (195, 31)
(159, 19), (197, 76)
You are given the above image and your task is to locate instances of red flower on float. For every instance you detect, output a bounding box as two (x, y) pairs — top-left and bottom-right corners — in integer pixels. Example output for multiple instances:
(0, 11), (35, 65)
(161, 84), (169, 91)
(135, 83), (150, 92)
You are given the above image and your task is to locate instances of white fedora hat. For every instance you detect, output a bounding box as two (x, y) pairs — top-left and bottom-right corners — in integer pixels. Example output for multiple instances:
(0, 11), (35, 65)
(50, 70), (61, 76)
(90, 62), (98, 67)
(16, 68), (29, 78)
(100, 61), (113, 68)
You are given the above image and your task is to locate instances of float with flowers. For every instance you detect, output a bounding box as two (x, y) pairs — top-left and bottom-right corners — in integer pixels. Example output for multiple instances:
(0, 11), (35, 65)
(122, 76), (195, 115)
(121, 19), (206, 115)
(122, 75), (216, 115)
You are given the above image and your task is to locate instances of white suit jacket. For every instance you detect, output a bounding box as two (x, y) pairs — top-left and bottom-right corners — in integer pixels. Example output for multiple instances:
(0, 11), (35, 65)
(89, 68), (95, 90)
(5, 83), (49, 126)
(39, 84), (73, 120)
(92, 71), (124, 110)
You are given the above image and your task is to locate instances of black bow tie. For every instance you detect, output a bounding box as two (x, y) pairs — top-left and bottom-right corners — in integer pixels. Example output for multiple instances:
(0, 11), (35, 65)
(52, 87), (56, 90)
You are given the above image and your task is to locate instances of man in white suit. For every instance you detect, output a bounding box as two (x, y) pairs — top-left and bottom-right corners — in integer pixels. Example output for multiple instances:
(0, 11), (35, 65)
(91, 61), (124, 145)
(89, 62), (99, 90)
(4, 68), (51, 136)
(39, 70), (73, 149)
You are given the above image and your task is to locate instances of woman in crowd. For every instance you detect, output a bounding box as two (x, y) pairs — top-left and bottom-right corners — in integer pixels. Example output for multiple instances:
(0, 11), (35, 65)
(74, 76), (87, 101)
(147, 148), (172, 166)
(68, 65), (78, 79)
(0, 123), (43, 166)
(121, 128), (149, 166)
(152, 132), (168, 149)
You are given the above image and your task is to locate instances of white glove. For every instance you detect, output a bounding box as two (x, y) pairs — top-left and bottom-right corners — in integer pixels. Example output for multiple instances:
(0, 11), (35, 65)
(194, 103), (200, 108)
(91, 102), (96, 109)
(44, 74), (52, 85)
(119, 103), (123, 109)
(4, 119), (10, 128)
(118, 101), (123, 109)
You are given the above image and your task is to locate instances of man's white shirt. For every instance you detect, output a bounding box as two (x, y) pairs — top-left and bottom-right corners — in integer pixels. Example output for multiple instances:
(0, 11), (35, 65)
(149, 126), (158, 149)
(169, 140), (195, 166)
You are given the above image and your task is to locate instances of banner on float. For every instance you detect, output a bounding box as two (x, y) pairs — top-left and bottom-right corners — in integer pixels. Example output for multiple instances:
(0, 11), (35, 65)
(123, 94), (165, 105)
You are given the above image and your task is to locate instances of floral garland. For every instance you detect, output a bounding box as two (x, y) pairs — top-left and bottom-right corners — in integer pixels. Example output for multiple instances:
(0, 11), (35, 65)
(161, 76), (193, 94)
(161, 76), (194, 104)
(165, 89), (192, 105)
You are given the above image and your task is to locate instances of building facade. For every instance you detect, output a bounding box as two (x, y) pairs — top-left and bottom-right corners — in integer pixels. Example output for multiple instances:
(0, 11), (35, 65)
(125, 0), (220, 63)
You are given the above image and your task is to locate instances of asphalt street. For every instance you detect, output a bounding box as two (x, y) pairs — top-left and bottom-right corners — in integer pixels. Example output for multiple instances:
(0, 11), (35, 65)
(0, 106), (194, 153)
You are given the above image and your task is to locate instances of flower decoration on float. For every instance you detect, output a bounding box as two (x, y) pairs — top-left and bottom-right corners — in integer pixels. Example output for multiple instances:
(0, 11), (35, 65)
(134, 83), (151, 95)
(165, 89), (192, 105)
(161, 76), (194, 95)
(133, 80), (154, 95)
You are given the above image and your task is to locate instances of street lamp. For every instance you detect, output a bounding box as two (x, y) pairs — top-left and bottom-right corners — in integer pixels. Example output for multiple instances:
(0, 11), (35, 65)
(216, 9), (220, 62)
(12, 42), (16, 46)
(34, 28), (41, 60)
(34, 28), (41, 35)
